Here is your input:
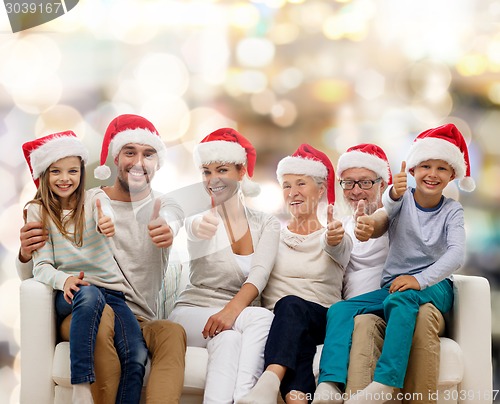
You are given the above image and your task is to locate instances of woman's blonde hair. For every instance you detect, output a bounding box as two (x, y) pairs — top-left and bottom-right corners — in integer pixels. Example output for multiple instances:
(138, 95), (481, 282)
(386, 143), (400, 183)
(25, 158), (86, 247)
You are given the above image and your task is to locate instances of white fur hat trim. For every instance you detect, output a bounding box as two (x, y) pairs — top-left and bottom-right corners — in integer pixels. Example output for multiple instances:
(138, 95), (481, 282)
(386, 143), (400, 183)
(337, 150), (390, 183)
(30, 136), (89, 180)
(194, 140), (247, 168)
(406, 137), (466, 179)
(276, 156), (328, 184)
(109, 128), (166, 164)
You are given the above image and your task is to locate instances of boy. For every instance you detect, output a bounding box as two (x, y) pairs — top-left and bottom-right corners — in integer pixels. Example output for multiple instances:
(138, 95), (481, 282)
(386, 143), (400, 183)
(313, 123), (475, 404)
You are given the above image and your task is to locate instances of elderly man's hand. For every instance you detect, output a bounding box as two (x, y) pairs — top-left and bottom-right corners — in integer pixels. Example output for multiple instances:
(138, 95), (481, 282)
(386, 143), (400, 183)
(354, 200), (375, 242)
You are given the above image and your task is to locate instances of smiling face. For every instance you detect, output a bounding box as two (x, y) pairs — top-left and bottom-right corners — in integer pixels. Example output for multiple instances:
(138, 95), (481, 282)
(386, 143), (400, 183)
(340, 167), (385, 214)
(201, 162), (245, 204)
(115, 143), (159, 198)
(410, 159), (455, 206)
(281, 174), (325, 219)
(47, 156), (82, 209)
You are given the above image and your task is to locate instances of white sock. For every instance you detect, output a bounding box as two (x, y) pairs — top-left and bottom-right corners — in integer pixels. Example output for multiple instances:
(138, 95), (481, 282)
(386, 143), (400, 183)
(345, 381), (394, 404)
(72, 383), (94, 404)
(236, 370), (281, 404)
(312, 382), (344, 404)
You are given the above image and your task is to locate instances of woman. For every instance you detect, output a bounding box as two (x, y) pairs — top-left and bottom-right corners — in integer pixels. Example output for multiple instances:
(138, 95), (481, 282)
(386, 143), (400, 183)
(238, 144), (352, 404)
(169, 128), (280, 404)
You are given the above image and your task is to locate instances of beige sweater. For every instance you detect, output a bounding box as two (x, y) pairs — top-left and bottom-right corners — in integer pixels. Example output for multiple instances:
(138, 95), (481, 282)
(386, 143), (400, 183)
(175, 207), (280, 308)
(262, 227), (352, 310)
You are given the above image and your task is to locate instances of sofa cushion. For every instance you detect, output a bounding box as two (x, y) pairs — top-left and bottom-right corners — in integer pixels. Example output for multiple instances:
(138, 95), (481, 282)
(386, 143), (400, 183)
(52, 337), (461, 392)
(437, 337), (463, 387)
(52, 342), (71, 387)
(312, 338), (463, 388)
(52, 342), (208, 394)
(183, 347), (208, 393)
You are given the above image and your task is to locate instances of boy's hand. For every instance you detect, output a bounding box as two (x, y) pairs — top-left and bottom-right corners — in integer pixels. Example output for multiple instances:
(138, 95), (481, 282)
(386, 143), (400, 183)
(389, 275), (420, 293)
(96, 199), (115, 237)
(19, 209), (48, 262)
(325, 204), (344, 246)
(354, 200), (375, 241)
(390, 161), (407, 200)
(148, 199), (173, 248)
(63, 271), (90, 304)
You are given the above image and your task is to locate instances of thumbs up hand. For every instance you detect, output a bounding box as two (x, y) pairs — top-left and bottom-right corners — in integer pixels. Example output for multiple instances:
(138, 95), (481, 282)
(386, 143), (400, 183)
(96, 198), (115, 237)
(354, 199), (366, 222)
(193, 206), (220, 240)
(325, 204), (345, 247)
(148, 199), (173, 248)
(390, 161), (407, 200)
(354, 200), (375, 242)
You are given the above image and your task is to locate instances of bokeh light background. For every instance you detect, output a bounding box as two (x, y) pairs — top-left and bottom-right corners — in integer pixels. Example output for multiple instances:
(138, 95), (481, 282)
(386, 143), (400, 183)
(1, 0), (500, 402)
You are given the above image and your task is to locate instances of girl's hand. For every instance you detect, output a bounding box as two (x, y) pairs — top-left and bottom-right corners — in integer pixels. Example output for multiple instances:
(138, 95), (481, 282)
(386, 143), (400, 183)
(63, 272), (90, 304)
(389, 275), (420, 293)
(202, 306), (238, 339)
(390, 161), (407, 200)
(96, 199), (115, 237)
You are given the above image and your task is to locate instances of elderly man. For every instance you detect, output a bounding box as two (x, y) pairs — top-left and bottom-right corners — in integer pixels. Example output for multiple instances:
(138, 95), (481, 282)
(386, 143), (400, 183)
(17, 114), (187, 404)
(315, 143), (444, 404)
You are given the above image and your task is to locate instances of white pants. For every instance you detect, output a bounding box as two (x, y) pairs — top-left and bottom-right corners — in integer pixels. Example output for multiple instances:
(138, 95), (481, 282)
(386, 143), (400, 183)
(169, 305), (274, 404)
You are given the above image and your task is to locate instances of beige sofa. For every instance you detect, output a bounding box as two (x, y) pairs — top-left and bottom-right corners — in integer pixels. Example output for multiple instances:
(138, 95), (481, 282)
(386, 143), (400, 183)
(20, 274), (493, 404)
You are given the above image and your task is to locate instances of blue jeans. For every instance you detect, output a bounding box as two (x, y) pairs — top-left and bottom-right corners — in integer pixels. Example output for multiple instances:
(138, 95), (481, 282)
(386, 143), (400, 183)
(264, 295), (328, 399)
(318, 279), (453, 389)
(55, 285), (148, 404)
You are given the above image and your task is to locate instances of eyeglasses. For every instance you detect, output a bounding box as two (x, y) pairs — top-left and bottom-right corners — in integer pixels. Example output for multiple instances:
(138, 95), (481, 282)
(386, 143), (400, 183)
(339, 178), (382, 190)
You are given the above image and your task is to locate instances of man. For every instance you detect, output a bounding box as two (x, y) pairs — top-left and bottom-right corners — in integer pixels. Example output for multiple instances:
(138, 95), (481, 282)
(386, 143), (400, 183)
(315, 144), (444, 404)
(17, 114), (187, 404)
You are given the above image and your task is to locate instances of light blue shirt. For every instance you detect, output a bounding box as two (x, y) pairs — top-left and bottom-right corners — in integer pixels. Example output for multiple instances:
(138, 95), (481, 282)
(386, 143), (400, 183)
(381, 187), (465, 289)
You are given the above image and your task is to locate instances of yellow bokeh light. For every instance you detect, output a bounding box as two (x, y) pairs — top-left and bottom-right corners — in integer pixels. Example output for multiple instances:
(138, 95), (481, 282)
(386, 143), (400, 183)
(311, 79), (351, 103)
(140, 95), (190, 142)
(487, 83), (500, 105)
(229, 3), (260, 29)
(456, 54), (488, 77)
(35, 105), (85, 138)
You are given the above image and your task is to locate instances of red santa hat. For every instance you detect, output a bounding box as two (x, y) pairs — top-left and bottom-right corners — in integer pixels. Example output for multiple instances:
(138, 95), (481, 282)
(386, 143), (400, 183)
(22, 131), (89, 188)
(337, 143), (392, 185)
(94, 114), (167, 180)
(194, 127), (260, 196)
(276, 143), (335, 204)
(406, 123), (475, 192)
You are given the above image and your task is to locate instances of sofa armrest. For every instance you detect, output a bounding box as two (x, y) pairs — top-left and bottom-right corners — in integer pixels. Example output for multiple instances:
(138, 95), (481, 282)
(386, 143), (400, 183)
(449, 274), (493, 403)
(20, 278), (57, 404)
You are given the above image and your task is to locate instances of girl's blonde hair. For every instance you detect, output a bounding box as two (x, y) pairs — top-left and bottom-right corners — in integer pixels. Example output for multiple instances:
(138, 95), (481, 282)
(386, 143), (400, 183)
(25, 158), (86, 247)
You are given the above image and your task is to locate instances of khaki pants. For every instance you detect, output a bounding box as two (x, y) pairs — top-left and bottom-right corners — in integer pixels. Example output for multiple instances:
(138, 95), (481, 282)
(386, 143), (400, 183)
(60, 306), (187, 404)
(346, 303), (445, 404)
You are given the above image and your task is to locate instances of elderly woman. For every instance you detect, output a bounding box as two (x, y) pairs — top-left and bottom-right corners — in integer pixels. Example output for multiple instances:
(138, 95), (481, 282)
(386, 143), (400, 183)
(169, 128), (280, 404)
(238, 144), (352, 404)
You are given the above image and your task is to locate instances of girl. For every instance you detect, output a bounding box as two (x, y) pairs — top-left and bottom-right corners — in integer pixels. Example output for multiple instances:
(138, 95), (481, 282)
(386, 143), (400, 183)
(169, 128), (280, 404)
(23, 131), (148, 404)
